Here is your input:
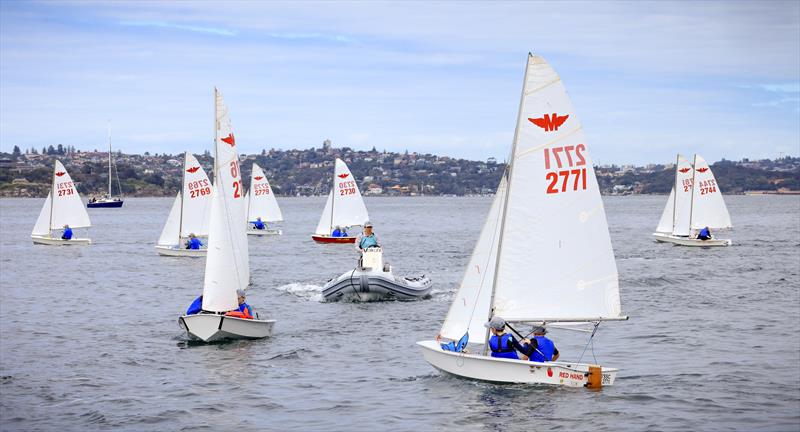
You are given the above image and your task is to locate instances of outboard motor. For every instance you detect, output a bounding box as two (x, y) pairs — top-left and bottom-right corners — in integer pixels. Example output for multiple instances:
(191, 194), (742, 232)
(361, 247), (384, 271)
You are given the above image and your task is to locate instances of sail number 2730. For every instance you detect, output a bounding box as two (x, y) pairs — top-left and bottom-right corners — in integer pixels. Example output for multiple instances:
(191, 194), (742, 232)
(230, 161), (242, 198)
(339, 180), (356, 196)
(544, 145), (587, 194)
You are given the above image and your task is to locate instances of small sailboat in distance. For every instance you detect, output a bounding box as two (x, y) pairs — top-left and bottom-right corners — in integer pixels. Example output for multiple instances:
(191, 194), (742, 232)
(155, 152), (213, 257)
(311, 158), (369, 243)
(179, 88), (274, 342)
(653, 154), (732, 246)
(32, 160), (92, 245)
(245, 163), (283, 235)
(87, 122), (124, 208)
(417, 54), (627, 388)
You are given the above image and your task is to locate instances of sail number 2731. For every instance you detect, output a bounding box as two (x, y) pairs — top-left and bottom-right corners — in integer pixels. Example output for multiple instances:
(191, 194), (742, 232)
(230, 161), (242, 198)
(56, 181), (75, 196)
(544, 145), (587, 194)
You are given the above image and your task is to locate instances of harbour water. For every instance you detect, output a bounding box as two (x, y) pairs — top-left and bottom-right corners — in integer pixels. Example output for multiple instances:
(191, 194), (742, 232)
(1, 195), (798, 431)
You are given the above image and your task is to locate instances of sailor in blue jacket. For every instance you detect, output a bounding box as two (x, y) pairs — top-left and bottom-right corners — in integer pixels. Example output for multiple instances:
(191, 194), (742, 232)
(522, 326), (560, 362)
(331, 226), (348, 237)
(355, 221), (379, 253)
(61, 224), (73, 240)
(185, 233), (203, 250)
(484, 316), (527, 360)
(697, 226), (712, 240)
(252, 217), (266, 230)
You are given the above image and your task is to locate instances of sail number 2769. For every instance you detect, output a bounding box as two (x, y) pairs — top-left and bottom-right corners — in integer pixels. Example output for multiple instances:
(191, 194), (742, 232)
(544, 145), (587, 194)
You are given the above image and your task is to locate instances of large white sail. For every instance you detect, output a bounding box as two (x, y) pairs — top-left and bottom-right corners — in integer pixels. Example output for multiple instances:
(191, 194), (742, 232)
(31, 192), (52, 236)
(202, 89), (250, 312)
(440, 174), (508, 343)
(180, 153), (213, 237)
(246, 163), (283, 223)
(314, 158), (369, 235)
(491, 54), (621, 322)
(690, 154), (732, 230)
(672, 155), (694, 236)
(157, 194), (182, 246)
(655, 187), (675, 234)
(49, 160), (91, 230)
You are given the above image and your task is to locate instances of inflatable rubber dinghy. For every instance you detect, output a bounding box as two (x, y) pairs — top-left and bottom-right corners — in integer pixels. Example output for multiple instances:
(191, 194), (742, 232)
(322, 248), (432, 302)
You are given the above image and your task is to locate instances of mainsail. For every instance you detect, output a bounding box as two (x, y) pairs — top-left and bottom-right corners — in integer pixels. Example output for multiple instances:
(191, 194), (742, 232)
(156, 152), (213, 246)
(690, 154), (732, 230)
(671, 155), (694, 236)
(202, 88), (250, 312)
(314, 158), (369, 235)
(490, 54), (622, 322)
(246, 163), (283, 223)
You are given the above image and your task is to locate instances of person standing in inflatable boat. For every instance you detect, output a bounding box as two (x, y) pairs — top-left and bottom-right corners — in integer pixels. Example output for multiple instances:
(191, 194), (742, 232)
(355, 221), (380, 253)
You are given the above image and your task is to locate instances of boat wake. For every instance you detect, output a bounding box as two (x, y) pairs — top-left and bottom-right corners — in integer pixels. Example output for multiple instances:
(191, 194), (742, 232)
(274, 283), (324, 302)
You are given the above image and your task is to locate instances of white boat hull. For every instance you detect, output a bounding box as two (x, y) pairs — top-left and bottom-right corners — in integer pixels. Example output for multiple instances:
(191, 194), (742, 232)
(417, 340), (617, 387)
(31, 235), (91, 246)
(179, 314), (275, 342)
(322, 267), (432, 302)
(247, 228), (282, 236)
(652, 232), (731, 247)
(154, 245), (207, 257)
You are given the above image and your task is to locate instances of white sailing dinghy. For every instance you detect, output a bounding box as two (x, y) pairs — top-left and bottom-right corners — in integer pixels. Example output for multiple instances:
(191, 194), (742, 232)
(311, 158), (369, 243)
(653, 154), (732, 246)
(179, 88), (273, 342)
(245, 163), (283, 236)
(417, 54), (627, 388)
(31, 160), (92, 245)
(155, 152), (213, 257)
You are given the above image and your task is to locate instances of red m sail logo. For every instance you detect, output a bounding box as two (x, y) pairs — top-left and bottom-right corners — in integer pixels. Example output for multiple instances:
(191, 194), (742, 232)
(337, 173), (349, 179)
(529, 113), (569, 132)
(221, 133), (235, 147)
(678, 168), (691, 173)
(697, 167), (709, 173)
(55, 172), (65, 177)
(186, 166), (200, 173)
(254, 176), (264, 181)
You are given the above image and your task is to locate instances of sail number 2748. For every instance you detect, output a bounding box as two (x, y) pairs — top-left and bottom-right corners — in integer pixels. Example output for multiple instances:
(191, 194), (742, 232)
(544, 145), (587, 194)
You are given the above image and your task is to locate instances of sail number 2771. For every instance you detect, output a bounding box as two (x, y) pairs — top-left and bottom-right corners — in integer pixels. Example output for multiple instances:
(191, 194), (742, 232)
(544, 145), (587, 194)
(230, 161), (242, 198)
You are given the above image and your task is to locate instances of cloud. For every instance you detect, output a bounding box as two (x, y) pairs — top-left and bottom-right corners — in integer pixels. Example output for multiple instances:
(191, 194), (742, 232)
(268, 32), (354, 43)
(119, 20), (236, 37)
(757, 83), (800, 93)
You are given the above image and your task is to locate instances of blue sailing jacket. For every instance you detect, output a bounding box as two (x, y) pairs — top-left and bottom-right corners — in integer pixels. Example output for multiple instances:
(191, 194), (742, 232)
(529, 336), (556, 362)
(698, 227), (711, 240)
(187, 237), (203, 249)
(61, 228), (73, 240)
(253, 220), (265, 230)
(489, 333), (520, 360)
(186, 296), (203, 315)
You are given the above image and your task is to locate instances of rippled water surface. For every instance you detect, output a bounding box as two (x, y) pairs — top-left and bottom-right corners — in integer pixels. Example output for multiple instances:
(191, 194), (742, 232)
(1, 195), (799, 431)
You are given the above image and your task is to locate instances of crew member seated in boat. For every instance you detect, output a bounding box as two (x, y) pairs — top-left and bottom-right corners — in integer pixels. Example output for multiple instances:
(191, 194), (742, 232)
(89, 196), (97, 203)
(61, 224), (73, 240)
(484, 316), (527, 360)
(355, 221), (379, 253)
(185, 233), (203, 250)
(252, 217), (266, 230)
(225, 289), (254, 319)
(331, 225), (348, 237)
(697, 226), (712, 240)
(522, 326), (560, 362)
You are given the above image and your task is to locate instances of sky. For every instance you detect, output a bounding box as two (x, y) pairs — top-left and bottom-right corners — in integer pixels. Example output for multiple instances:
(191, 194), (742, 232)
(0, 0), (798, 165)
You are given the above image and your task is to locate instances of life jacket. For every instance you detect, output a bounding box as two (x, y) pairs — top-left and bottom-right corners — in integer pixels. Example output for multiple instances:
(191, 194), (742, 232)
(331, 229), (342, 237)
(489, 333), (519, 359)
(698, 228), (711, 239)
(359, 234), (378, 249)
(226, 302), (253, 319)
(62, 228), (73, 240)
(188, 238), (202, 249)
(529, 336), (556, 362)
(186, 296), (203, 315)
(253, 220), (265, 229)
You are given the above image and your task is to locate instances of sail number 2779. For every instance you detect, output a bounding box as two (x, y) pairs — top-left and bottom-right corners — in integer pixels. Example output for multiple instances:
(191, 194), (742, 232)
(544, 145), (587, 194)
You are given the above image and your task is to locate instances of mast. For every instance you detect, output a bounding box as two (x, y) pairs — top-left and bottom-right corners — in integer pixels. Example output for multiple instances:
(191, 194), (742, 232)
(688, 153), (698, 235)
(214, 88), (219, 186)
(329, 162), (336, 234)
(482, 53), (532, 355)
(671, 153), (679, 232)
(107, 121), (112, 198)
(178, 151), (187, 245)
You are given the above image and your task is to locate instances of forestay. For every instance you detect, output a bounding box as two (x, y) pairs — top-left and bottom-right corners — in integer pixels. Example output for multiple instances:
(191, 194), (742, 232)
(202, 89), (250, 313)
(492, 54), (622, 322)
(690, 154), (732, 230)
(671, 155), (694, 236)
(440, 175), (508, 344)
(246, 163), (283, 223)
(314, 158), (369, 235)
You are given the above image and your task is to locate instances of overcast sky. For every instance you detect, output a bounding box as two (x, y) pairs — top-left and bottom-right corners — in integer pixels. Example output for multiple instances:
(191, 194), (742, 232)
(1, 1), (798, 164)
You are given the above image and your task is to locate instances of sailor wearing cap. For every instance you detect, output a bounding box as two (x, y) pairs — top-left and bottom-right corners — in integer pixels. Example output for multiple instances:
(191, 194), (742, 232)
(224, 289), (254, 319)
(484, 316), (527, 360)
(522, 326), (560, 362)
(355, 220), (380, 253)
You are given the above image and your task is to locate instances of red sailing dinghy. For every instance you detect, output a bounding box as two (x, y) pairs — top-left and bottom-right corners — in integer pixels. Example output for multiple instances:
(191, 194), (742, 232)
(311, 158), (370, 243)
